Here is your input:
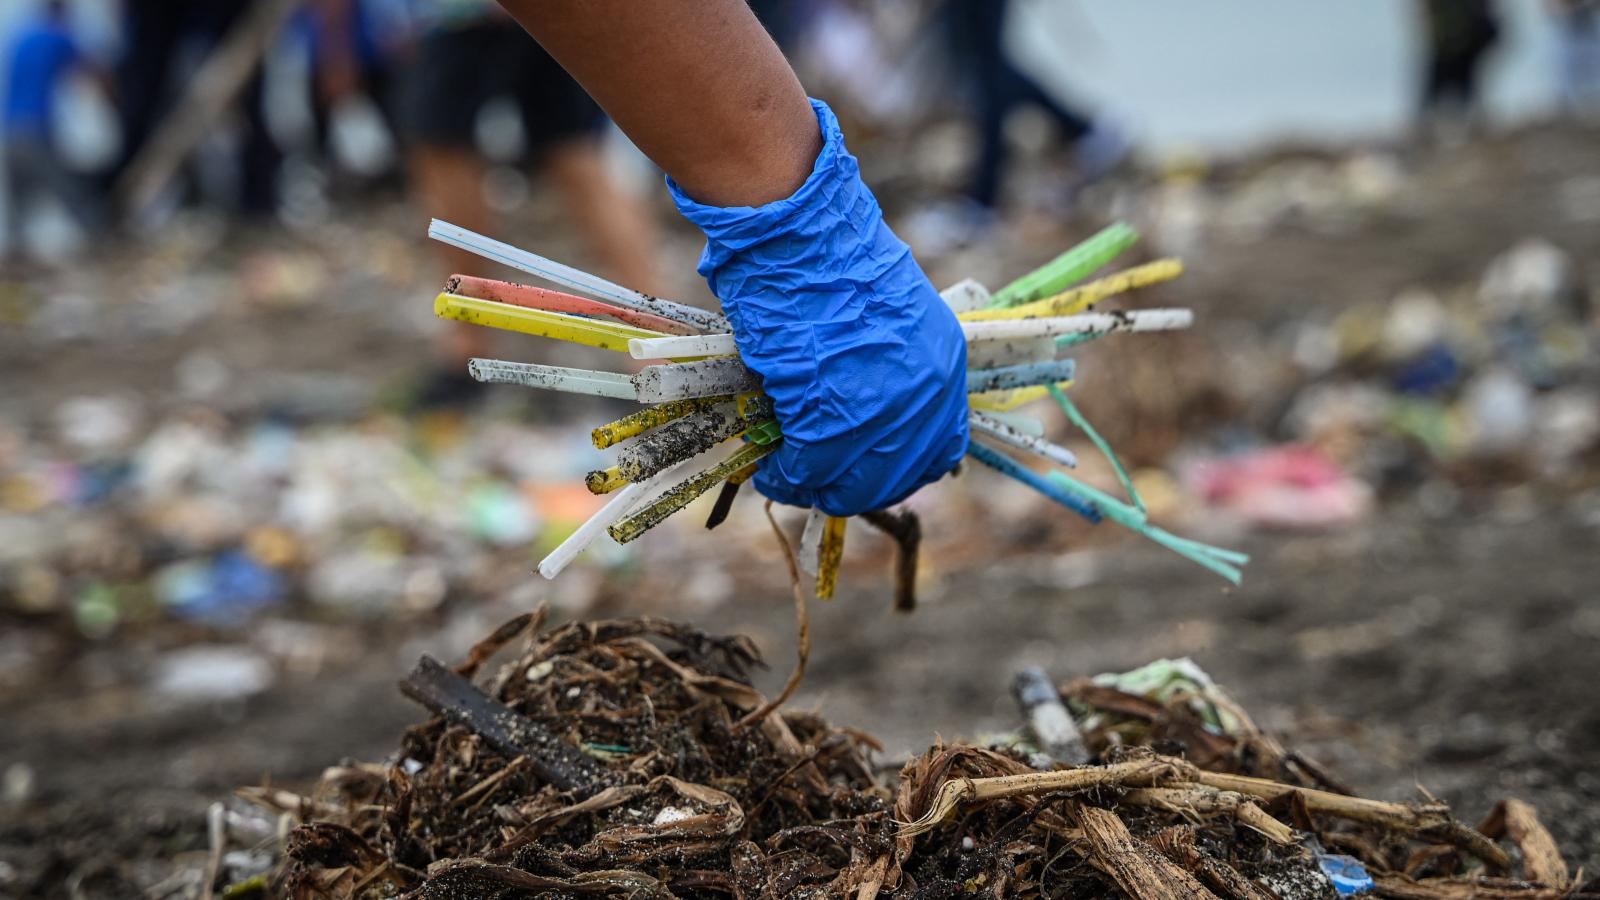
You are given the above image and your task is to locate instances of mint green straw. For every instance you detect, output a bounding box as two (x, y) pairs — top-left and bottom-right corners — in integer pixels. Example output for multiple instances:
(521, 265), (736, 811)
(989, 222), (1139, 309)
(1047, 383), (1144, 514)
(1046, 470), (1248, 584)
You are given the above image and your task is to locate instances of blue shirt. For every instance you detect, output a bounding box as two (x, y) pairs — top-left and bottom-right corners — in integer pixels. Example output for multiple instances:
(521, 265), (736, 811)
(3, 16), (79, 138)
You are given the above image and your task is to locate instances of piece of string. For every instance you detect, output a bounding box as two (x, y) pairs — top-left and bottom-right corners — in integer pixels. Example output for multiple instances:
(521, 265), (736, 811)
(736, 500), (812, 729)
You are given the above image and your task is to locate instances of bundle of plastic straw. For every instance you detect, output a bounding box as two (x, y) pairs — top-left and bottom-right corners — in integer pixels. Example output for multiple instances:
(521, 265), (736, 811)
(425, 219), (1245, 605)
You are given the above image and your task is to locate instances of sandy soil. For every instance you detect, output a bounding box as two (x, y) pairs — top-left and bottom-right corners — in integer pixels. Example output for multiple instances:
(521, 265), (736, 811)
(3, 124), (1599, 896)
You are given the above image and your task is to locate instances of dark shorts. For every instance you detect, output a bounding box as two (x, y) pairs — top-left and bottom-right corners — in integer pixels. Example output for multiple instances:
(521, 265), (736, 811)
(403, 20), (604, 154)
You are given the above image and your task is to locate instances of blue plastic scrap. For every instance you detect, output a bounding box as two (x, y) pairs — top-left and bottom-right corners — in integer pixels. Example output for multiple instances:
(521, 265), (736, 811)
(1317, 852), (1375, 896)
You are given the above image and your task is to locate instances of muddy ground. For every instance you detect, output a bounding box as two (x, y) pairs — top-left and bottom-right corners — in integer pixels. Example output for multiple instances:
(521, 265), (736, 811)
(3, 125), (1599, 896)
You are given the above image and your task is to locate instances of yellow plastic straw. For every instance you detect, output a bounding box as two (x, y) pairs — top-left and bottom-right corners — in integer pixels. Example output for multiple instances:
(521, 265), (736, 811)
(434, 292), (667, 352)
(608, 440), (778, 544)
(591, 397), (729, 449)
(957, 260), (1183, 323)
(584, 466), (628, 495)
(815, 516), (847, 600)
(969, 380), (1075, 412)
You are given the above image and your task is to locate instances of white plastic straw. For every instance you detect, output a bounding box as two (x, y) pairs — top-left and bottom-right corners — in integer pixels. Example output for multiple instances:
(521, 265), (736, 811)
(632, 357), (760, 402)
(967, 336), (1054, 369)
(940, 278), (991, 313)
(962, 309), (1195, 342)
(538, 458), (698, 578)
(468, 359), (636, 400)
(430, 219), (728, 334)
(970, 411), (1079, 468)
(798, 508), (825, 577)
(628, 309), (1195, 360)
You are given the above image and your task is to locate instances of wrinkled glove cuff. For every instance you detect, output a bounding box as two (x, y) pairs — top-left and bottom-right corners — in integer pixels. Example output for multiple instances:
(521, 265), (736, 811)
(667, 99), (969, 516)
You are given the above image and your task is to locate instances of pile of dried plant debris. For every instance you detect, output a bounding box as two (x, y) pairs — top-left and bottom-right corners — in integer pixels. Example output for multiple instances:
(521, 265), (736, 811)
(242, 609), (1593, 899)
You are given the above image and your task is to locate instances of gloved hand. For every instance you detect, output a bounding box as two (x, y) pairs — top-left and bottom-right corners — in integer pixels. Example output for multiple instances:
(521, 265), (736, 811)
(668, 99), (969, 517)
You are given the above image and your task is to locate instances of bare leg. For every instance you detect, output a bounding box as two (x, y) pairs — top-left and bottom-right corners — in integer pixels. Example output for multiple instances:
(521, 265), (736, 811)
(543, 136), (663, 296)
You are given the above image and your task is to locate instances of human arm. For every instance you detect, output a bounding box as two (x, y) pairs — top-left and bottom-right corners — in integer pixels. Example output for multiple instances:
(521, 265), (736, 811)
(495, 0), (970, 516)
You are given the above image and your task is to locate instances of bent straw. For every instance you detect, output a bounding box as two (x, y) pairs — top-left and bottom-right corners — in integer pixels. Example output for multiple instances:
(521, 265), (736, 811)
(1048, 384), (1142, 514)
(447, 274), (699, 335)
(970, 411), (1078, 469)
(961, 259), (1184, 323)
(1047, 470), (1247, 584)
(437, 293), (667, 353)
(989, 222), (1139, 308)
(429, 219), (728, 333)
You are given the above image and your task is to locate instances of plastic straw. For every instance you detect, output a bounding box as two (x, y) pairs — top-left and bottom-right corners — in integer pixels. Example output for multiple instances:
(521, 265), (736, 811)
(939, 278), (992, 313)
(966, 442), (1100, 523)
(436, 293), (667, 352)
(970, 411), (1078, 468)
(1047, 470), (1247, 584)
(816, 516), (847, 600)
(989, 222), (1139, 308)
(591, 397), (729, 449)
(969, 381), (1074, 413)
(467, 358), (636, 400)
(963, 309), (1194, 342)
(967, 360), (1078, 394)
(632, 358), (760, 402)
(968, 336), (1055, 370)
(537, 464), (681, 579)
(627, 309), (1191, 359)
(429, 219), (728, 333)
(609, 440), (779, 544)
(628, 333), (738, 360)
(798, 508), (825, 577)
(613, 401), (772, 483)
(447, 274), (699, 336)
(962, 260), (1184, 323)
(1048, 384), (1143, 514)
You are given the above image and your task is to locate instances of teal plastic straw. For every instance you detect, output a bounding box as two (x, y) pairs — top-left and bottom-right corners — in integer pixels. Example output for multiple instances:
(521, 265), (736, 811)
(967, 442), (1101, 523)
(1046, 470), (1248, 584)
(989, 223), (1139, 309)
(1047, 384), (1144, 514)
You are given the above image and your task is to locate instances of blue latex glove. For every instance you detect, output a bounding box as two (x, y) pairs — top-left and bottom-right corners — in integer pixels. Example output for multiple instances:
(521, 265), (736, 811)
(668, 99), (969, 517)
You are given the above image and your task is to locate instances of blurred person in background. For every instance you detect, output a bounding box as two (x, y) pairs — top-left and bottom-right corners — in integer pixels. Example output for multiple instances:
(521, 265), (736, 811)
(1548, 0), (1600, 113)
(113, 0), (283, 216)
(3, 0), (107, 263)
(300, 0), (413, 187)
(397, 0), (665, 405)
(1416, 0), (1502, 134)
(908, 0), (1128, 251)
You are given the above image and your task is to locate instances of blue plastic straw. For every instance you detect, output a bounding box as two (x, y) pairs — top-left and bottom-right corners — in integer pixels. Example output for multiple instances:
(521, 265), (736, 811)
(967, 442), (1101, 523)
(967, 359), (1078, 394)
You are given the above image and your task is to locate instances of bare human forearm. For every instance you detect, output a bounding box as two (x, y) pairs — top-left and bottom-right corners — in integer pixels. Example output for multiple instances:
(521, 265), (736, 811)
(495, 0), (821, 208)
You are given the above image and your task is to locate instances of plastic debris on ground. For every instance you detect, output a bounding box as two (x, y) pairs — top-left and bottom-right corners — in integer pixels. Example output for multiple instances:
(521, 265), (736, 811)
(236, 611), (1594, 899)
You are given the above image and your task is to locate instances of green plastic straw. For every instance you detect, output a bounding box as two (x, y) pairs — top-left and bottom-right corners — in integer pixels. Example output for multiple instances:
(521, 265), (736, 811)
(1047, 384), (1144, 515)
(989, 222), (1139, 309)
(1046, 470), (1248, 584)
